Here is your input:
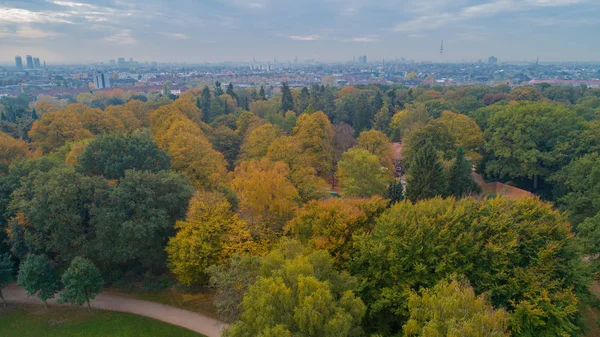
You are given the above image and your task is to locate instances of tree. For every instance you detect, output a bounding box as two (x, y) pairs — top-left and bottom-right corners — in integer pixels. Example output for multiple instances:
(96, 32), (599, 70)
(295, 87), (310, 113)
(231, 159), (299, 230)
(280, 82), (295, 112)
(292, 111), (335, 175)
(210, 126), (241, 169)
(58, 257), (104, 309)
(226, 83), (237, 100)
(215, 81), (224, 97)
(386, 180), (404, 205)
(81, 108), (125, 135)
(406, 142), (447, 202)
(285, 197), (386, 264)
(337, 148), (389, 198)
(437, 110), (484, 150)
(166, 190), (262, 286)
(390, 103), (430, 141)
(448, 147), (480, 198)
(350, 197), (587, 336)
(485, 102), (585, 189)
(28, 109), (93, 153)
(0, 131), (31, 173)
(332, 123), (356, 163)
(218, 240), (366, 337)
(239, 124), (282, 160)
(356, 129), (394, 171)
(259, 86), (267, 100)
(78, 131), (171, 179)
(403, 279), (509, 337)
(200, 86), (212, 124)
(0, 253), (15, 306)
(578, 213), (600, 273)
(17, 254), (58, 307)
(402, 120), (455, 169)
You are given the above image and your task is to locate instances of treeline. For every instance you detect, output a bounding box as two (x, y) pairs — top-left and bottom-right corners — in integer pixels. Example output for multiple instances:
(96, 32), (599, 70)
(0, 82), (599, 336)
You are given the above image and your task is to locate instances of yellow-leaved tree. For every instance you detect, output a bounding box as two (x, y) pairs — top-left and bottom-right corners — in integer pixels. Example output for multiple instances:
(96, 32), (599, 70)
(231, 158), (299, 231)
(292, 111), (335, 175)
(356, 129), (395, 171)
(166, 190), (263, 286)
(0, 131), (33, 169)
(437, 110), (484, 150)
(29, 109), (93, 153)
(239, 123), (282, 160)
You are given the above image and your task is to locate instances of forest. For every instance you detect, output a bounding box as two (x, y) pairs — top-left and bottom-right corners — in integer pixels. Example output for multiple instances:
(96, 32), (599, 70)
(1, 81), (600, 336)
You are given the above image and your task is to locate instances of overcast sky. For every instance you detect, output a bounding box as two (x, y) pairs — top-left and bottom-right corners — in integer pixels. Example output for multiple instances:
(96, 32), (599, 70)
(1, 0), (599, 64)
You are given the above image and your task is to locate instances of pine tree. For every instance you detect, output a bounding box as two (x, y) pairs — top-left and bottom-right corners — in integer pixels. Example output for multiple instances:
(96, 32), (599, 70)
(406, 141), (446, 202)
(214, 81), (224, 96)
(448, 147), (481, 198)
(386, 180), (404, 205)
(296, 87), (310, 113)
(281, 82), (294, 112)
(259, 86), (266, 100)
(226, 83), (237, 99)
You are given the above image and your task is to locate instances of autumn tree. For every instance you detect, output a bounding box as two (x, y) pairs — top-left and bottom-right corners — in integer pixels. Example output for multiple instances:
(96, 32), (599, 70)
(0, 253), (15, 306)
(403, 279), (509, 337)
(0, 131), (31, 172)
(28, 109), (93, 153)
(406, 141), (447, 202)
(231, 159), (299, 231)
(295, 87), (310, 113)
(286, 197), (387, 264)
(390, 103), (430, 141)
(58, 257), (104, 309)
(356, 129), (394, 171)
(239, 123), (282, 160)
(17, 254), (59, 307)
(292, 111), (335, 175)
(337, 148), (389, 198)
(437, 110), (484, 150)
(166, 190), (262, 286)
(81, 108), (125, 135)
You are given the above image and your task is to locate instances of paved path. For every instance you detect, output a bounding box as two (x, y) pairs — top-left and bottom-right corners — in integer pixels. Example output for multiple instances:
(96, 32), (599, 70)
(1, 283), (227, 337)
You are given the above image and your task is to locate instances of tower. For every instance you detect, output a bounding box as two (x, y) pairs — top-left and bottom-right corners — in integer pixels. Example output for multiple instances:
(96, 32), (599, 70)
(440, 40), (444, 54)
(15, 56), (23, 69)
(26, 55), (34, 69)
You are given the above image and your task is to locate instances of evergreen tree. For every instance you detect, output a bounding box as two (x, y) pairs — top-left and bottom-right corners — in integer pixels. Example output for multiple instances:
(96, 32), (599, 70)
(58, 257), (104, 309)
(371, 91), (383, 116)
(17, 254), (59, 308)
(200, 86), (212, 123)
(281, 82), (294, 112)
(386, 180), (404, 205)
(0, 253), (15, 306)
(296, 87), (310, 113)
(214, 81), (224, 96)
(448, 147), (481, 198)
(259, 86), (266, 100)
(406, 142), (446, 202)
(226, 83), (237, 99)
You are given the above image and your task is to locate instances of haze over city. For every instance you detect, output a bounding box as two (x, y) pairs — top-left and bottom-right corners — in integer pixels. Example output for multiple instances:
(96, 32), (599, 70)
(1, 0), (600, 64)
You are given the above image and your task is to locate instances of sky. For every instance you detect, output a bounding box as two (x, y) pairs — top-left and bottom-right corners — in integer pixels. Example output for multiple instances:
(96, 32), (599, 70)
(0, 0), (599, 64)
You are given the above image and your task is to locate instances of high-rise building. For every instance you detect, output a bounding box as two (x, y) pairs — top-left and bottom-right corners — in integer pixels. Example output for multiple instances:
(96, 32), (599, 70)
(118, 58), (126, 67)
(93, 72), (110, 89)
(15, 56), (23, 69)
(109, 59), (116, 66)
(33, 57), (41, 68)
(26, 55), (34, 69)
(488, 56), (498, 65)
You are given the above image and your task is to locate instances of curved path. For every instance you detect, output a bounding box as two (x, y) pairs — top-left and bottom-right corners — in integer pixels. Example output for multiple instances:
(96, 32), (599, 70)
(1, 283), (227, 337)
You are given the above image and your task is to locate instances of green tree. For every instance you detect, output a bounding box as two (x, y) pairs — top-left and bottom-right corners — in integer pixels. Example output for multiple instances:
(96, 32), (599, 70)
(214, 81), (224, 97)
(78, 131), (171, 179)
(259, 86), (267, 100)
(337, 148), (389, 198)
(404, 279), (509, 337)
(386, 180), (404, 205)
(17, 254), (59, 307)
(200, 86), (212, 124)
(218, 240), (366, 337)
(448, 147), (480, 198)
(406, 142), (446, 202)
(484, 102), (585, 190)
(281, 82), (294, 112)
(0, 253), (15, 306)
(58, 257), (104, 309)
(296, 87), (310, 114)
(578, 213), (600, 273)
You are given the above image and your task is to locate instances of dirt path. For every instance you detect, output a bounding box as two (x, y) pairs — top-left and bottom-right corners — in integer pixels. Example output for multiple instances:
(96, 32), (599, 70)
(1, 283), (227, 337)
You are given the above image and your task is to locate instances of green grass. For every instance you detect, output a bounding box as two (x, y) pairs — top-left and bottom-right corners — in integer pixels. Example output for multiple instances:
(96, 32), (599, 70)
(0, 305), (205, 337)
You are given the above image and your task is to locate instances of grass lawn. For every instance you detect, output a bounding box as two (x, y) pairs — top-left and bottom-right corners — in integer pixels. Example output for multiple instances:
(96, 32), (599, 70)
(107, 288), (220, 320)
(0, 304), (205, 337)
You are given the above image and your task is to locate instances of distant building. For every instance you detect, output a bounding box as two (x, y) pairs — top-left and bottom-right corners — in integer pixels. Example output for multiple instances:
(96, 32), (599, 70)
(33, 57), (41, 68)
(488, 56), (498, 65)
(358, 55), (368, 64)
(117, 58), (126, 67)
(15, 56), (23, 69)
(109, 59), (116, 66)
(26, 55), (34, 69)
(93, 72), (110, 89)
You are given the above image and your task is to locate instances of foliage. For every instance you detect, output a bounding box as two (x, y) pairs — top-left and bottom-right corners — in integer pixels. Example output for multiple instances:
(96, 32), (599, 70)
(448, 147), (481, 198)
(356, 130), (394, 171)
(217, 240), (366, 337)
(58, 257), (104, 308)
(350, 197), (588, 336)
(166, 190), (262, 286)
(239, 123), (282, 160)
(28, 109), (93, 153)
(280, 83), (295, 112)
(293, 111), (335, 175)
(0, 253), (15, 306)
(337, 148), (389, 198)
(385, 180), (404, 205)
(231, 159), (299, 230)
(406, 142), (447, 202)
(286, 197), (387, 264)
(403, 279), (509, 337)
(437, 110), (484, 150)
(78, 131), (171, 179)
(0, 131), (32, 173)
(17, 254), (59, 306)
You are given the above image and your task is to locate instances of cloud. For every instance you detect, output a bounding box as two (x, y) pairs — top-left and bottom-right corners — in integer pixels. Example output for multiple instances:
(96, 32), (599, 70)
(104, 30), (137, 44)
(345, 35), (379, 42)
(290, 34), (320, 41)
(228, 0), (267, 9)
(0, 7), (72, 24)
(160, 32), (190, 40)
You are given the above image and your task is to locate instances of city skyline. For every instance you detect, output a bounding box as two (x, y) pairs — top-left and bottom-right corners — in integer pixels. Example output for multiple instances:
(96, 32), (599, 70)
(1, 0), (600, 64)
